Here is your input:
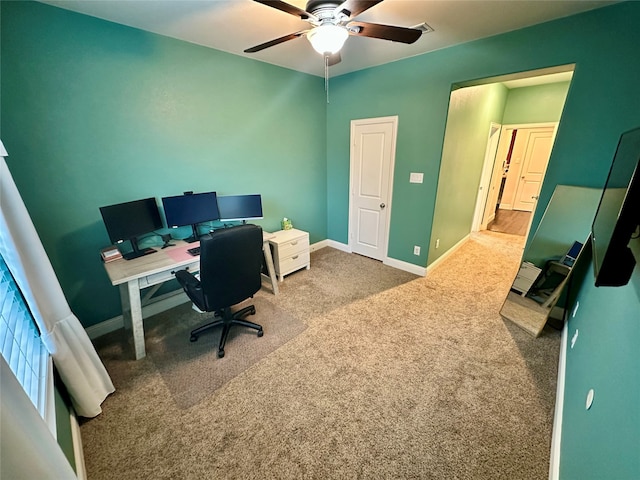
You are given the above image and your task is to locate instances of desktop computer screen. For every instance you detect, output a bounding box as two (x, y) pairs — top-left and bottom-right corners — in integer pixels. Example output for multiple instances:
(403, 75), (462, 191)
(99, 197), (163, 260)
(217, 194), (263, 222)
(161, 191), (220, 242)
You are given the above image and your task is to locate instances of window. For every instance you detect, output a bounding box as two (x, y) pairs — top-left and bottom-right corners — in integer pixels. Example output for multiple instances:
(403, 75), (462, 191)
(0, 253), (49, 416)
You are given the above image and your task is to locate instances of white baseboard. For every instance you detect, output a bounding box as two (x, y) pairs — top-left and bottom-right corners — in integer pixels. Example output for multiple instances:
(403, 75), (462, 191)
(549, 320), (568, 480)
(322, 239), (424, 276)
(310, 239), (330, 252)
(384, 257), (426, 277)
(326, 239), (351, 253)
(70, 409), (87, 480)
(86, 290), (190, 339)
(426, 234), (470, 274)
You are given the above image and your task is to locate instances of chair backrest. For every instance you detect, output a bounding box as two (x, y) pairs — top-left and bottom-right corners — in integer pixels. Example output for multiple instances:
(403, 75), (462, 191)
(199, 224), (263, 311)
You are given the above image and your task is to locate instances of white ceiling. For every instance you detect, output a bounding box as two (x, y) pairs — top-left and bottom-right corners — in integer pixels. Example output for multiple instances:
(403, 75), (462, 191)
(40, 0), (614, 78)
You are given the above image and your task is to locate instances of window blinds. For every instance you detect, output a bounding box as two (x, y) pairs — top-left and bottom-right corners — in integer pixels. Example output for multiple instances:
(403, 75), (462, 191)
(0, 254), (48, 416)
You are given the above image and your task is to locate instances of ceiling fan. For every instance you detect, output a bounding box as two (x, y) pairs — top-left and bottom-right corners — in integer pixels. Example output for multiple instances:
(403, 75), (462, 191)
(244, 0), (423, 66)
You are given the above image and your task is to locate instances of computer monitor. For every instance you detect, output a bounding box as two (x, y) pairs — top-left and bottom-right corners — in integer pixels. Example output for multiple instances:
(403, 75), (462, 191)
(161, 191), (220, 243)
(217, 194), (263, 223)
(99, 197), (163, 260)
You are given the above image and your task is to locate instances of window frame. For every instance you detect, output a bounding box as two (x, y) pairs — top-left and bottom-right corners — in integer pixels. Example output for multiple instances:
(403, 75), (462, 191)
(0, 254), (56, 435)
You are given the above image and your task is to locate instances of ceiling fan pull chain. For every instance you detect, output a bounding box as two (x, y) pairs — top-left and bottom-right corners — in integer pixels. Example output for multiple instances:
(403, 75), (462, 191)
(325, 54), (330, 103)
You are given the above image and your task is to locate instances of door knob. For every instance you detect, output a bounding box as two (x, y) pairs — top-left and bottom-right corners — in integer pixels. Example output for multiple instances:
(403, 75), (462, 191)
(380, 203), (386, 209)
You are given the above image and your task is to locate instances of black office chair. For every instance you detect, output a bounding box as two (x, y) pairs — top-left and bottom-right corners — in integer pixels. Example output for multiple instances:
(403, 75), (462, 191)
(174, 224), (264, 358)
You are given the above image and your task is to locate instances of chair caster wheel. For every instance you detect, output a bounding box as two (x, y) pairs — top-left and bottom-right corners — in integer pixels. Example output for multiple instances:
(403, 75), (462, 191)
(257, 329), (263, 337)
(249, 306), (256, 315)
(217, 350), (225, 358)
(190, 335), (199, 342)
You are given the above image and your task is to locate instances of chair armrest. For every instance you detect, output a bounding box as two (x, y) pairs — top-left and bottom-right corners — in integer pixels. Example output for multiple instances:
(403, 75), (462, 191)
(174, 269), (206, 310)
(175, 269), (199, 287)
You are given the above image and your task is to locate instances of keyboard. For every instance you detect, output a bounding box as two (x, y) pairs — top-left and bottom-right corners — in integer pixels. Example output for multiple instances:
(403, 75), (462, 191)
(187, 246), (200, 256)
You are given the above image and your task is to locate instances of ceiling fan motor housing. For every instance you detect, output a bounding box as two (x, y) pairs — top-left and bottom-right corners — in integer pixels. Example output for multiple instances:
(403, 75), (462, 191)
(306, 1), (344, 23)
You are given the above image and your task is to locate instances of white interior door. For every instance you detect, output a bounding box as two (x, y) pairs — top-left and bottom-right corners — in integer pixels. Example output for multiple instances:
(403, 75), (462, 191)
(472, 122), (501, 231)
(513, 126), (555, 211)
(349, 116), (397, 261)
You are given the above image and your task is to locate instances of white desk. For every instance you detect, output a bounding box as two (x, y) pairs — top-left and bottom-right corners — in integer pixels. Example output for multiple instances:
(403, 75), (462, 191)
(102, 232), (278, 360)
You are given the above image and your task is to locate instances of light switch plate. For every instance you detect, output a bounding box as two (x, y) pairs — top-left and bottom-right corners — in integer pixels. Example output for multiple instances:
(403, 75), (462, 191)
(410, 172), (424, 183)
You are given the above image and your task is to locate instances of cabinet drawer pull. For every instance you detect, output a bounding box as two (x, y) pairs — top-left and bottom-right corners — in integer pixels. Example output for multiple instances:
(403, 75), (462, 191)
(290, 241), (298, 246)
(292, 255), (299, 260)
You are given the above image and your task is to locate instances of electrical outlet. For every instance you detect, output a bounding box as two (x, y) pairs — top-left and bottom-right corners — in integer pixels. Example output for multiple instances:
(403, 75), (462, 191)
(435, 238), (440, 249)
(572, 301), (580, 318)
(586, 389), (595, 410)
(413, 245), (420, 255)
(571, 329), (579, 349)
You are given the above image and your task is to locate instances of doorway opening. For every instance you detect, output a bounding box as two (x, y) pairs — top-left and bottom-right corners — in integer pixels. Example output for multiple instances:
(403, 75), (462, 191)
(480, 122), (558, 238)
(427, 64), (575, 268)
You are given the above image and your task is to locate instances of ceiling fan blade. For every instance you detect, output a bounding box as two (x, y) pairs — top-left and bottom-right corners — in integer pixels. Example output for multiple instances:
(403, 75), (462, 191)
(327, 52), (342, 66)
(334, 0), (383, 19)
(347, 21), (422, 44)
(244, 31), (308, 53)
(254, 0), (317, 21)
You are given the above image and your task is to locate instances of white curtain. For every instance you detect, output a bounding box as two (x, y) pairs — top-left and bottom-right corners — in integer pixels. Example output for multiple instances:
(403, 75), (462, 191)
(0, 145), (114, 418)
(1, 356), (77, 480)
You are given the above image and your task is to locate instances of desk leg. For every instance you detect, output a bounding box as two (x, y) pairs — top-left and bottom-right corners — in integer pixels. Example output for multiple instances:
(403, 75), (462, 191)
(262, 241), (279, 295)
(119, 284), (132, 331)
(126, 280), (146, 360)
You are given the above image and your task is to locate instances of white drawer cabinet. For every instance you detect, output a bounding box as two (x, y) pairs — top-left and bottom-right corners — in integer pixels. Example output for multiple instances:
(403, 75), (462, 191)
(269, 228), (310, 282)
(511, 262), (542, 296)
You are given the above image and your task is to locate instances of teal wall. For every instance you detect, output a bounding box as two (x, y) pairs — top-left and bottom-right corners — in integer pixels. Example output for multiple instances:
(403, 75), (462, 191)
(1, 1), (326, 327)
(428, 83), (507, 265)
(326, 3), (640, 268)
(503, 81), (571, 125)
(2, 2), (640, 478)
(560, 238), (640, 479)
(55, 381), (76, 473)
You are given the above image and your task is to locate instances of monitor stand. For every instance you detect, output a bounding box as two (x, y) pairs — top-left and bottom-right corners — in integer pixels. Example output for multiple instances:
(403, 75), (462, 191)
(183, 224), (200, 243)
(123, 237), (156, 261)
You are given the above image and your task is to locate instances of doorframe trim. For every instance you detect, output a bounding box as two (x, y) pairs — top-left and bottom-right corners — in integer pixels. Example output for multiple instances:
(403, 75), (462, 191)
(348, 115), (399, 262)
(474, 121), (558, 238)
(472, 122), (502, 232)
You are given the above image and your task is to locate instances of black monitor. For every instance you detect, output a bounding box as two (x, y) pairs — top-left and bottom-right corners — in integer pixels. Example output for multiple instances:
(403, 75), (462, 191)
(217, 194), (263, 223)
(161, 191), (220, 243)
(99, 197), (162, 260)
(591, 126), (640, 287)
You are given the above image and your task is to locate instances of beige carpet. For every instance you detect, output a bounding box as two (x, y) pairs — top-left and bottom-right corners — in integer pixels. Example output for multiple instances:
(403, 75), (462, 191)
(145, 297), (306, 409)
(82, 231), (560, 480)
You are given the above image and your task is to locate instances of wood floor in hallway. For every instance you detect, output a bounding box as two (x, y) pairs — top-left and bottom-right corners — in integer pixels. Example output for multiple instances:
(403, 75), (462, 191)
(488, 208), (531, 236)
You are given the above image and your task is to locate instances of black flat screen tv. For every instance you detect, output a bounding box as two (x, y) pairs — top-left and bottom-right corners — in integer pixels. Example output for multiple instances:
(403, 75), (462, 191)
(217, 194), (263, 222)
(161, 191), (220, 243)
(591, 126), (640, 287)
(99, 197), (162, 260)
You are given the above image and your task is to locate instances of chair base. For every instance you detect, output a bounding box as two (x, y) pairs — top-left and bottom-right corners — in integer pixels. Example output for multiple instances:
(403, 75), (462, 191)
(190, 304), (263, 358)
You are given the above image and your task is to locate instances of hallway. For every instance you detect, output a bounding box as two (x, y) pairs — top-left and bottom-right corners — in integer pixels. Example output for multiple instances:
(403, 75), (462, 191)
(488, 209), (531, 236)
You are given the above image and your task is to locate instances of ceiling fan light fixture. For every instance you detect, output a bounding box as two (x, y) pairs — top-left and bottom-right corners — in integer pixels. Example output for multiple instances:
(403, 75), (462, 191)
(307, 24), (348, 54)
